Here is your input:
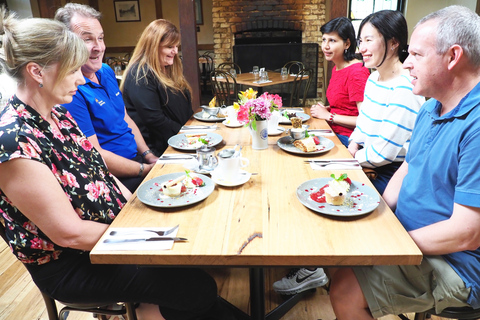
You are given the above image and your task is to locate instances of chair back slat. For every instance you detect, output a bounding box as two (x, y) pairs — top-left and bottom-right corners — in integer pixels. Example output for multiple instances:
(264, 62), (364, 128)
(211, 70), (238, 107)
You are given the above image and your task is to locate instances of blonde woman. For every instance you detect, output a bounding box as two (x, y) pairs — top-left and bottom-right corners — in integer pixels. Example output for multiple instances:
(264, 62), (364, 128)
(121, 19), (193, 155)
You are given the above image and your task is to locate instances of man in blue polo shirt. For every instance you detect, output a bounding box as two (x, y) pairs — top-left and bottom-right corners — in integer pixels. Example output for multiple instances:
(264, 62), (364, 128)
(55, 3), (158, 192)
(328, 6), (480, 320)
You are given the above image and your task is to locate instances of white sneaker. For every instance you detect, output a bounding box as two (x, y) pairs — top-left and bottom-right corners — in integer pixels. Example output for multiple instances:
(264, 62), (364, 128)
(273, 268), (328, 295)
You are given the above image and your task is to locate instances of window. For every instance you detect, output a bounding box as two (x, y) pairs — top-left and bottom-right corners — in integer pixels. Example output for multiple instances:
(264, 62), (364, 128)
(349, 0), (405, 34)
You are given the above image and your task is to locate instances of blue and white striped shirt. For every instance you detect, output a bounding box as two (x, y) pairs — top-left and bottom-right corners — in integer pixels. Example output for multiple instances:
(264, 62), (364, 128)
(349, 70), (425, 168)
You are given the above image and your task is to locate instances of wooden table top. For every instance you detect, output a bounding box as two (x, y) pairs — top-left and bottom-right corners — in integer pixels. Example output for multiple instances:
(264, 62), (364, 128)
(224, 71), (306, 88)
(90, 112), (422, 267)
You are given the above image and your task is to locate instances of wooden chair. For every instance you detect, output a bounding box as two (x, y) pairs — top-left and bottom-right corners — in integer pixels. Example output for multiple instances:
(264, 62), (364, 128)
(211, 69), (238, 107)
(399, 307), (480, 320)
(199, 53), (214, 93)
(283, 68), (313, 108)
(217, 62), (242, 75)
(283, 61), (305, 75)
(0, 219), (137, 320)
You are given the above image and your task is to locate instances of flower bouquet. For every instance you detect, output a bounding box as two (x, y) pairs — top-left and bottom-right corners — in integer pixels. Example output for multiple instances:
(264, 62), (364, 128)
(233, 88), (282, 131)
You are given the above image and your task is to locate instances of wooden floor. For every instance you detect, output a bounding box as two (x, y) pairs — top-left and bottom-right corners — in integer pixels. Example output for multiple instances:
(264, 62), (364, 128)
(0, 240), (453, 320)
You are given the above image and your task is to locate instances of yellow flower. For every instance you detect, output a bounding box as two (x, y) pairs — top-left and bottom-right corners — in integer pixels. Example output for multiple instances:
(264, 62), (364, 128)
(233, 102), (240, 111)
(241, 88), (257, 100)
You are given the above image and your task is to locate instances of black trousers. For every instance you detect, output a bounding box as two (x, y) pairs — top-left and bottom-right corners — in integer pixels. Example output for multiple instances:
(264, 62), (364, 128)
(26, 251), (225, 320)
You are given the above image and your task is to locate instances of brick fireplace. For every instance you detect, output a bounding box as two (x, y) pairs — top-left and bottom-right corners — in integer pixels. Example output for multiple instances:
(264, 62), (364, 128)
(212, 0), (327, 103)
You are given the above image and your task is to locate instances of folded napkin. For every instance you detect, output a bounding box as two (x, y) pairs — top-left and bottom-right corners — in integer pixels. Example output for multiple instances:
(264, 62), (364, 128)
(180, 125), (217, 132)
(308, 129), (335, 137)
(253, 80), (273, 84)
(308, 159), (362, 171)
(157, 155), (196, 164)
(95, 227), (179, 251)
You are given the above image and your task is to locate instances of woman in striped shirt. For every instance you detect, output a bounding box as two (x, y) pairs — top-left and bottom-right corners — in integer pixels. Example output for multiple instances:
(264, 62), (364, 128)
(348, 10), (425, 194)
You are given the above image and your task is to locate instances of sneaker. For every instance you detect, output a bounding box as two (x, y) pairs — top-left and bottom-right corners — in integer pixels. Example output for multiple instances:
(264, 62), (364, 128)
(273, 268), (328, 295)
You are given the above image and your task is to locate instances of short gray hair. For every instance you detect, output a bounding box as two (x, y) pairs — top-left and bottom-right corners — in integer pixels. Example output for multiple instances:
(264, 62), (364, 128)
(0, 8), (88, 84)
(417, 5), (480, 66)
(54, 3), (102, 31)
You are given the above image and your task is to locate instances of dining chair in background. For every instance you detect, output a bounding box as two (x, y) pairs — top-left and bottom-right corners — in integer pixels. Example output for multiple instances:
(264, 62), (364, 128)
(282, 68), (313, 109)
(199, 53), (215, 93)
(211, 69), (238, 107)
(217, 62), (242, 75)
(0, 219), (137, 320)
(283, 61), (305, 75)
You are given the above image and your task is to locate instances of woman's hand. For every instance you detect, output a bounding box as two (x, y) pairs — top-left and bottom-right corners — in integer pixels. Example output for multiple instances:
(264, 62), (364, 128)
(311, 103), (331, 120)
(347, 141), (360, 157)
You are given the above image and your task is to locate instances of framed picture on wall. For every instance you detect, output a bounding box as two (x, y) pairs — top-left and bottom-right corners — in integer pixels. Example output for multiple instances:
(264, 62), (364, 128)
(114, 0), (141, 22)
(195, 0), (203, 25)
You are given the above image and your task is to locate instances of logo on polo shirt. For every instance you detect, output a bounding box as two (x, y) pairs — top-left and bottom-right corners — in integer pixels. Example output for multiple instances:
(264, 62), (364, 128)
(116, 92), (120, 96)
(95, 98), (106, 106)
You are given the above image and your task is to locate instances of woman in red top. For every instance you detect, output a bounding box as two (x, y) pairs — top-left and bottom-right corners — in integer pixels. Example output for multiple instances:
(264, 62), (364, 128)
(311, 17), (370, 147)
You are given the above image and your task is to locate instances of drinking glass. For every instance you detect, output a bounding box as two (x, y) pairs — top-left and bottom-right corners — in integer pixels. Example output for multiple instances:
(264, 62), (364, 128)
(281, 67), (288, 80)
(229, 68), (237, 78)
(253, 66), (260, 80)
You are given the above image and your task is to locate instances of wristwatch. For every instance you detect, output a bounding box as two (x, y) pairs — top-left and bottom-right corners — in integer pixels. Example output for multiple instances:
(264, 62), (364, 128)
(138, 163), (144, 178)
(142, 149), (153, 158)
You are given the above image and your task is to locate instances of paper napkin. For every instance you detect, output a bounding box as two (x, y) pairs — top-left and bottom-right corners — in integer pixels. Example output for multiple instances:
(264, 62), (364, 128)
(308, 129), (335, 137)
(308, 159), (362, 171)
(157, 156), (196, 165)
(96, 227), (179, 251)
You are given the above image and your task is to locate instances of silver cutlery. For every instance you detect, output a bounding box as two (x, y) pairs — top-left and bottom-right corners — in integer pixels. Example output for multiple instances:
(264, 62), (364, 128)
(241, 172), (258, 175)
(305, 159), (358, 163)
(103, 237), (188, 244)
(109, 224), (179, 237)
(305, 161), (360, 167)
(181, 125), (217, 130)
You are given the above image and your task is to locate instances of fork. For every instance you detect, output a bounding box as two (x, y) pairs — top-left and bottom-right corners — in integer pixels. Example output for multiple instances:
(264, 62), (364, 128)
(109, 224), (179, 237)
(309, 162), (360, 167)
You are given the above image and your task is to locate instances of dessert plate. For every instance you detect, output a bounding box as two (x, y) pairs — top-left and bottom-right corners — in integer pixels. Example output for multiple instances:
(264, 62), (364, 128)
(222, 119), (245, 128)
(137, 172), (214, 208)
(211, 170), (251, 187)
(193, 111), (225, 122)
(268, 127), (285, 136)
(279, 112), (310, 124)
(168, 132), (222, 150)
(277, 135), (334, 155)
(296, 178), (380, 217)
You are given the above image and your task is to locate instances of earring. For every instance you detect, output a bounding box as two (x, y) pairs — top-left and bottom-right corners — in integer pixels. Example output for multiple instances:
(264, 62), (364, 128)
(39, 83), (43, 88)
(344, 49), (347, 54)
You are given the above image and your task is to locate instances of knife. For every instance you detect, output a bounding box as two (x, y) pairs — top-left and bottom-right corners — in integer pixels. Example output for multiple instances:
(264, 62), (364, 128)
(103, 237), (188, 243)
(305, 159), (358, 163)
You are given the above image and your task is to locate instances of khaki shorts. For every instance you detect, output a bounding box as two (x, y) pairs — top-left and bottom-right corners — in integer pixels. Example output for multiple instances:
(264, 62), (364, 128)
(353, 256), (471, 318)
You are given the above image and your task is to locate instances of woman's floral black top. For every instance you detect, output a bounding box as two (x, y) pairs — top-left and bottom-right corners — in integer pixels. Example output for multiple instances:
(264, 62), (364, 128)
(0, 96), (127, 265)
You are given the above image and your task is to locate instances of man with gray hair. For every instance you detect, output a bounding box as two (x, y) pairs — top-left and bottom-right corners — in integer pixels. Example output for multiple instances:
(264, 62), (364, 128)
(329, 6), (480, 319)
(55, 3), (158, 193)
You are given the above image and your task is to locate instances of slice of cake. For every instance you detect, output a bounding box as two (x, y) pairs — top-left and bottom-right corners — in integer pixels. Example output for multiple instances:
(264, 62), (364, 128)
(293, 137), (317, 152)
(324, 174), (351, 206)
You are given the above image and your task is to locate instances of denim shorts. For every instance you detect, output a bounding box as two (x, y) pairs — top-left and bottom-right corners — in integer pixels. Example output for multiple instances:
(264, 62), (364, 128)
(353, 256), (470, 318)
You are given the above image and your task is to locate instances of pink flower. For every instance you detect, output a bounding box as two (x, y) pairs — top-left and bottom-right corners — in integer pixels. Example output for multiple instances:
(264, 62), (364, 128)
(23, 221), (39, 235)
(60, 170), (80, 188)
(30, 237), (43, 249)
(116, 198), (125, 209)
(85, 182), (100, 201)
(19, 141), (41, 159)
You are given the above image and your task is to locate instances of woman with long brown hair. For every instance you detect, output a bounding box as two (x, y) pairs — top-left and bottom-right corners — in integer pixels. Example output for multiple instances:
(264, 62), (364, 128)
(121, 19), (193, 156)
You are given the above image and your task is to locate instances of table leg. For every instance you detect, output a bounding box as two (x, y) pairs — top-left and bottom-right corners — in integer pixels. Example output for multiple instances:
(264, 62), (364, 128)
(250, 267), (266, 320)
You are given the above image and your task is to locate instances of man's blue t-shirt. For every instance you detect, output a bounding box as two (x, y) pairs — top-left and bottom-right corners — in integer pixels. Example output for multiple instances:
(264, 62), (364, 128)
(62, 64), (137, 159)
(396, 82), (480, 308)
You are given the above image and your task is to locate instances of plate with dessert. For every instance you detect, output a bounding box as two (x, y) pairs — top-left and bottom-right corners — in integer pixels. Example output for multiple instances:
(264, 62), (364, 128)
(193, 111), (226, 122)
(137, 171), (215, 208)
(279, 111), (310, 124)
(277, 135), (334, 154)
(296, 174), (380, 217)
(168, 132), (223, 150)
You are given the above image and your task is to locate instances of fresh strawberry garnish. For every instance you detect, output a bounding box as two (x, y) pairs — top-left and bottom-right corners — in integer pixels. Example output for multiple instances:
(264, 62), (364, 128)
(192, 177), (205, 187)
(313, 136), (320, 145)
(180, 185), (187, 193)
(345, 177), (352, 185)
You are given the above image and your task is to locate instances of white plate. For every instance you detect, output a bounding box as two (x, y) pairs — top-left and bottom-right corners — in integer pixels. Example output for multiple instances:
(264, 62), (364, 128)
(277, 135), (334, 155)
(222, 119), (246, 128)
(279, 112), (310, 124)
(167, 132), (223, 150)
(211, 169), (251, 187)
(137, 172), (214, 208)
(296, 178), (380, 217)
(193, 111), (226, 122)
(268, 127), (285, 136)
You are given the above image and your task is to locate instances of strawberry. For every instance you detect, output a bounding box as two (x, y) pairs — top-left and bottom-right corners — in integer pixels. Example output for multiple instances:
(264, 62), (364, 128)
(312, 136), (320, 145)
(192, 177), (205, 187)
(180, 185), (187, 193)
(345, 177), (352, 185)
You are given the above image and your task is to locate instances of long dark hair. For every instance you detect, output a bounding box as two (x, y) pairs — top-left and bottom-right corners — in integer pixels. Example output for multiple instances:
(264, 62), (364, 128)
(358, 10), (409, 66)
(321, 17), (359, 61)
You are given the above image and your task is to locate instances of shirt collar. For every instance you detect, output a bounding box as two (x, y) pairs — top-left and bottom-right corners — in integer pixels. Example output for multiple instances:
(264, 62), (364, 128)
(426, 81), (480, 120)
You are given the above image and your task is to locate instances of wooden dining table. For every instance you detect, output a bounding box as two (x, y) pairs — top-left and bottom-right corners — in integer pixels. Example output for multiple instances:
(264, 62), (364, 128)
(225, 71), (306, 94)
(90, 109), (422, 320)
